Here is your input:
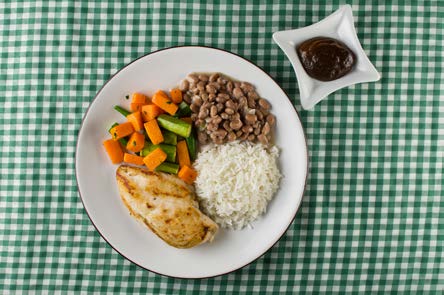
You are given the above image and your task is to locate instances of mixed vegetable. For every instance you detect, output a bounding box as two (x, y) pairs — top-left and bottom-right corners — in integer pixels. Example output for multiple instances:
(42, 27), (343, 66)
(102, 89), (198, 184)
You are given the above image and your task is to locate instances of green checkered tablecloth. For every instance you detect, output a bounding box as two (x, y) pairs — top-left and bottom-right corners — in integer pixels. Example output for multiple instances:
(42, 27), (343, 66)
(1, 0), (442, 293)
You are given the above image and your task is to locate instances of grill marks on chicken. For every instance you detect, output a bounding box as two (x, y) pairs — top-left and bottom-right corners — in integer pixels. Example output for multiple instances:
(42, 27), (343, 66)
(116, 165), (218, 248)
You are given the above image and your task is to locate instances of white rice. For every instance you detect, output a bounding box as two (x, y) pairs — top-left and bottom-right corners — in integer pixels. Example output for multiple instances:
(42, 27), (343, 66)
(193, 141), (281, 230)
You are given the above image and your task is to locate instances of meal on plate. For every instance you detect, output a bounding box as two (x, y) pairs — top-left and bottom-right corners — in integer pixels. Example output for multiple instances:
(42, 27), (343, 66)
(102, 73), (281, 248)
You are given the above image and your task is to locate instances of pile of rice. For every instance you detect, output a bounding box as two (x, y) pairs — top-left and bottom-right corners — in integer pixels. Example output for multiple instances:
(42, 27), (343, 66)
(193, 141), (281, 229)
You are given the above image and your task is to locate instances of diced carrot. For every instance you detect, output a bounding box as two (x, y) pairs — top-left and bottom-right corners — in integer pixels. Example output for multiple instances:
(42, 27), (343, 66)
(144, 120), (164, 145)
(103, 139), (124, 164)
(143, 148), (167, 171)
(132, 93), (148, 104)
(141, 104), (164, 122)
(110, 122), (134, 140)
(123, 153), (145, 166)
(126, 111), (144, 131)
(170, 89), (183, 104)
(126, 132), (145, 152)
(178, 165), (197, 184)
(176, 140), (191, 168)
(181, 117), (192, 124)
(152, 90), (178, 115)
(130, 103), (145, 112)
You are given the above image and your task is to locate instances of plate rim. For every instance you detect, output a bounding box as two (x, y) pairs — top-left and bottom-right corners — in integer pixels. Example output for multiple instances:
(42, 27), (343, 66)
(75, 45), (310, 279)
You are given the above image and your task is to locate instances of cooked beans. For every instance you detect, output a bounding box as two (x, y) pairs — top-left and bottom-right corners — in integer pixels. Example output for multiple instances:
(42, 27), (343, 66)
(210, 105), (218, 117)
(183, 73), (275, 145)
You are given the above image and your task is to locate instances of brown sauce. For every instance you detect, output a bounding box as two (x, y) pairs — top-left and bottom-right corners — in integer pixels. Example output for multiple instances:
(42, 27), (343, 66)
(297, 37), (356, 81)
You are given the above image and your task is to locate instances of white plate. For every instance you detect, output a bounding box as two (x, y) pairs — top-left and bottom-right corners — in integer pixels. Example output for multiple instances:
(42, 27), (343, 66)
(76, 46), (308, 278)
(273, 5), (380, 110)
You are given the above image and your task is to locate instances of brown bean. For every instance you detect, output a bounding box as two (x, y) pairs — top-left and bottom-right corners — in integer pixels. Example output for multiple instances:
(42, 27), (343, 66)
(198, 108), (209, 119)
(254, 126), (261, 135)
(223, 120), (231, 131)
(206, 84), (217, 94)
(210, 105), (218, 117)
(257, 134), (268, 144)
(242, 125), (253, 134)
(183, 93), (192, 104)
(227, 132), (237, 142)
(225, 107), (234, 115)
(198, 132), (208, 144)
(180, 79), (189, 91)
(238, 96), (247, 107)
(216, 93), (229, 103)
(230, 119), (243, 130)
(213, 129), (227, 139)
(239, 133), (248, 140)
(208, 82), (221, 90)
(245, 114), (257, 124)
(197, 81), (206, 91)
(256, 109), (264, 120)
(247, 91), (259, 101)
(226, 81), (234, 92)
(232, 112), (240, 120)
(221, 112), (229, 119)
(209, 73), (219, 82)
(191, 113), (197, 121)
(187, 74), (199, 83)
(194, 117), (203, 125)
(234, 81), (241, 88)
(207, 122), (218, 132)
(236, 130), (243, 137)
(217, 77), (227, 85)
(208, 93), (216, 102)
(192, 96), (202, 106)
(247, 97), (256, 108)
(190, 103), (200, 113)
(212, 116), (222, 125)
(247, 134), (255, 141)
(266, 114), (275, 126)
(191, 87), (200, 95)
(214, 137), (224, 145)
(201, 101), (210, 110)
(241, 82), (254, 92)
(262, 122), (271, 135)
(258, 98), (271, 110)
(233, 87), (244, 99)
(198, 74), (209, 82)
(216, 103), (224, 112)
(225, 100), (237, 110)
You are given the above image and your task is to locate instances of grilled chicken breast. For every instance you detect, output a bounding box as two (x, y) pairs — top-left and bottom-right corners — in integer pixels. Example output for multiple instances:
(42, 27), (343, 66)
(116, 165), (218, 248)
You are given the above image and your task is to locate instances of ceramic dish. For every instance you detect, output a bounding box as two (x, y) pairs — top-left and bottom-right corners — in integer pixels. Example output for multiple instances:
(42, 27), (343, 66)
(76, 46), (308, 278)
(273, 5), (380, 110)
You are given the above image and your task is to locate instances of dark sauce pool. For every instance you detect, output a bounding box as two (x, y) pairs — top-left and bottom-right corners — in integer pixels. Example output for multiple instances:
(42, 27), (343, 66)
(297, 37), (356, 81)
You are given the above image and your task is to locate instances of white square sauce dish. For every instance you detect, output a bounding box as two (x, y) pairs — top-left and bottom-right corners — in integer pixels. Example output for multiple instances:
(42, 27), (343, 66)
(273, 5), (380, 110)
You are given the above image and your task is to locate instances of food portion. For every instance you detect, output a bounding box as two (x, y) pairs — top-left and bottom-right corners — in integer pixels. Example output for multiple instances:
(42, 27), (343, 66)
(102, 73), (282, 246)
(194, 141), (281, 230)
(297, 37), (356, 81)
(102, 91), (198, 183)
(179, 73), (275, 145)
(116, 165), (218, 248)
